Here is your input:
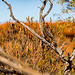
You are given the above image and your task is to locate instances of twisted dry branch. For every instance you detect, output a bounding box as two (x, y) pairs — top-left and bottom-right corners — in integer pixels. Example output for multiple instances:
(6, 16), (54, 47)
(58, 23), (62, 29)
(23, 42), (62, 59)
(2, 0), (75, 75)
(39, 0), (48, 38)
(2, 0), (67, 63)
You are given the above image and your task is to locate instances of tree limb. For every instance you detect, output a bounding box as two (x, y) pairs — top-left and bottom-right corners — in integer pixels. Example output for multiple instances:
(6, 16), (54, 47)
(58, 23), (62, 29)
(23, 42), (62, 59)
(2, 0), (67, 63)
(44, 22), (57, 47)
(43, 0), (53, 18)
(2, 0), (56, 51)
(3, 0), (75, 75)
(39, 0), (48, 38)
(0, 49), (49, 75)
(60, 42), (67, 49)
(70, 48), (75, 61)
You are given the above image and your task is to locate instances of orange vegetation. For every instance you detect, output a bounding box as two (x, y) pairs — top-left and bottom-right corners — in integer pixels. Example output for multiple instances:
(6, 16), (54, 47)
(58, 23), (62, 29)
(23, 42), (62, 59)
(0, 21), (74, 54)
(0, 21), (74, 74)
(63, 25), (75, 36)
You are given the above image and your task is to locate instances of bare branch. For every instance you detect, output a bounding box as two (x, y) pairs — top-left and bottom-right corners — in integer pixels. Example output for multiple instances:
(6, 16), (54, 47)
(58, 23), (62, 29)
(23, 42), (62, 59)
(42, 0), (53, 40)
(41, 0), (56, 47)
(0, 56), (25, 74)
(44, 22), (57, 47)
(39, 0), (48, 38)
(41, 0), (53, 39)
(60, 42), (67, 49)
(2, 0), (75, 75)
(2, 0), (67, 63)
(20, 22), (56, 50)
(70, 48), (75, 61)
(43, 0), (53, 18)
(2, 0), (18, 22)
(39, 0), (53, 38)
(2, 0), (56, 51)
(0, 49), (49, 75)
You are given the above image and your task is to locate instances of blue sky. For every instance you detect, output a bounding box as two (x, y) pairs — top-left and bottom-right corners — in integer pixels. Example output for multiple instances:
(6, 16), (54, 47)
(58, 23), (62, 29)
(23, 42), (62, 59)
(0, 0), (75, 24)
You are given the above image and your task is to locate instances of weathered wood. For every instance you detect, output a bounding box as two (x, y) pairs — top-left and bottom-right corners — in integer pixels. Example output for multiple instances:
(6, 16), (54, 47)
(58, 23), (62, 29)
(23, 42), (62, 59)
(2, 0), (75, 75)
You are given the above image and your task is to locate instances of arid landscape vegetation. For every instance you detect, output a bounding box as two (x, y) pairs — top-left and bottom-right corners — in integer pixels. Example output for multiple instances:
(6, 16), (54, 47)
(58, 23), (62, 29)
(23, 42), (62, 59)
(0, 19), (75, 74)
(0, 0), (75, 75)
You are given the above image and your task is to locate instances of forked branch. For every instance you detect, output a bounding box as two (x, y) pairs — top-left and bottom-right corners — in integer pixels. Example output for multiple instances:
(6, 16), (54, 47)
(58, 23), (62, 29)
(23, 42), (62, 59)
(39, 0), (53, 38)
(2, 0), (75, 75)
(43, 0), (53, 18)
(2, 0), (67, 63)
(40, 0), (57, 47)
(39, 0), (48, 38)
(2, 0), (56, 51)
(70, 48), (75, 61)
(44, 23), (57, 47)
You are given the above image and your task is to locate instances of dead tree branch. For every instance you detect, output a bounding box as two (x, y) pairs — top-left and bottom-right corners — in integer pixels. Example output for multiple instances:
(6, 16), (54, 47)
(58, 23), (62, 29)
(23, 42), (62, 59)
(0, 48), (49, 75)
(2, 0), (67, 63)
(44, 23), (57, 47)
(70, 48), (75, 61)
(60, 42), (67, 49)
(2, 0), (56, 52)
(43, 0), (53, 18)
(39, 0), (48, 38)
(2, 0), (75, 75)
